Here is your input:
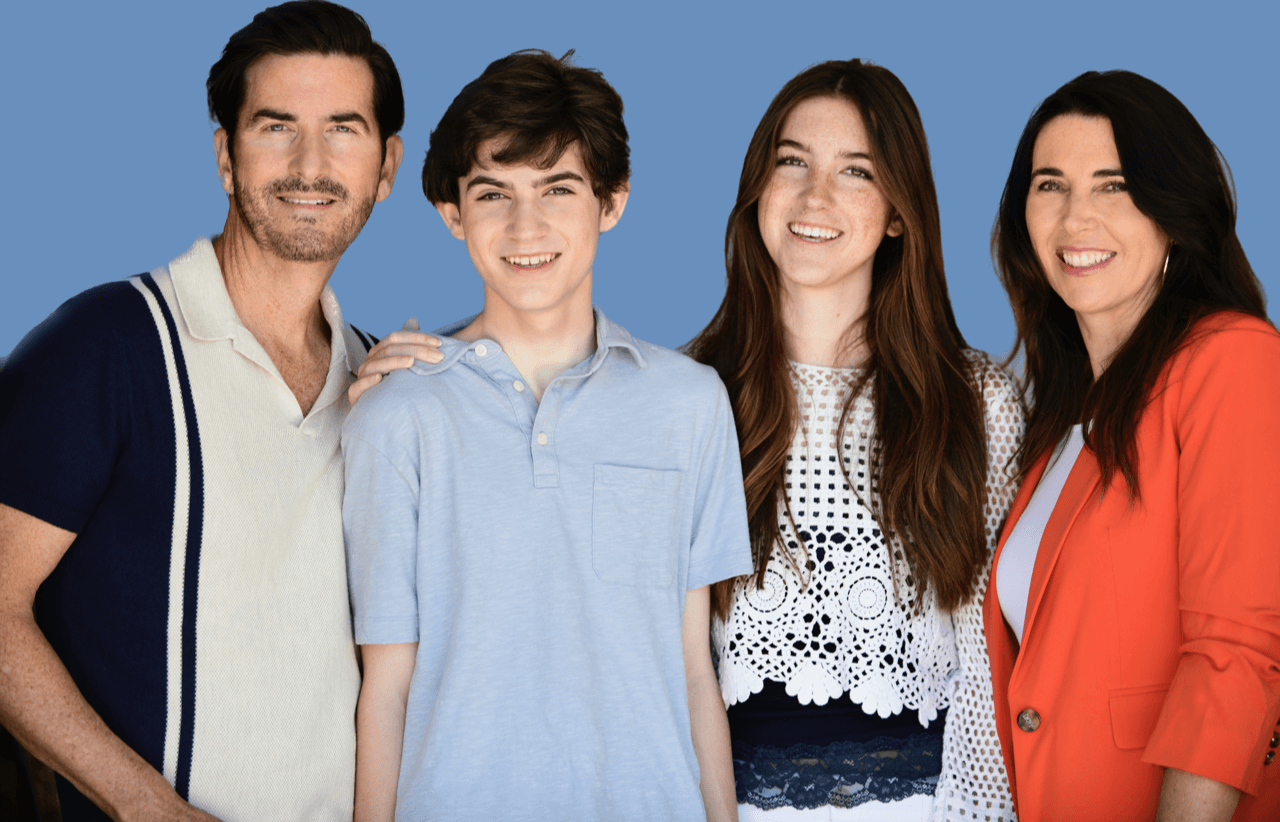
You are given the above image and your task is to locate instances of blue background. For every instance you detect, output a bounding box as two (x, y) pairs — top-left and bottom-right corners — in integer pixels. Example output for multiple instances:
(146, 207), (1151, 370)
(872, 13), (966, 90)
(2, 0), (1275, 358)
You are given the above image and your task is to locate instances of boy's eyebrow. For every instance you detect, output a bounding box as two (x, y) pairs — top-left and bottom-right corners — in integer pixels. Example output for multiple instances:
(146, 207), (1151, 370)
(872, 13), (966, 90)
(465, 170), (587, 191)
(466, 175), (511, 191)
(534, 171), (585, 187)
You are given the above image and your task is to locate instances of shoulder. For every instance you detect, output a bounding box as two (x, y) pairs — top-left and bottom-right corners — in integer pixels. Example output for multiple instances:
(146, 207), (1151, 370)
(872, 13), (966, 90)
(963, 348), (1025, 417)
(1167, 311), (1280, 387)
(628, 339), (732, 414)
(6, 280), (158, 370)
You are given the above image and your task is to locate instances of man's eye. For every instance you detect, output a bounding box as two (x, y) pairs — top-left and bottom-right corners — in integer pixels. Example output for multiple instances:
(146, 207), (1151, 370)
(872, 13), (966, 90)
(478, 192), (506, 201)
(548, 186), (572, 195)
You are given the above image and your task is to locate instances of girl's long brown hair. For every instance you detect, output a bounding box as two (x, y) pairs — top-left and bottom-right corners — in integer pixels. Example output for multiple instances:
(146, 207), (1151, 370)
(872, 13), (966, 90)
(993, 71), (1267, 497)
(685, 60), (990, 620)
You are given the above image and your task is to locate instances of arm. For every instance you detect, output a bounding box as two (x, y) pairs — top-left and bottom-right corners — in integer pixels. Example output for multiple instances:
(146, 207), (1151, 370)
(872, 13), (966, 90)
(0, 503), (221, 822)
(348, 318), (443, 405)
(683, 585), (738, 822)
(354, 642), (417, 822)
(1155, 768), (1240, 822)
(1142, 323), (1280, 795)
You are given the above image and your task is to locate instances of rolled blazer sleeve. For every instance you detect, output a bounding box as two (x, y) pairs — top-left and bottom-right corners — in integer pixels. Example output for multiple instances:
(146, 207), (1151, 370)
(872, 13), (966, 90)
(1143, 320), (1280, 794)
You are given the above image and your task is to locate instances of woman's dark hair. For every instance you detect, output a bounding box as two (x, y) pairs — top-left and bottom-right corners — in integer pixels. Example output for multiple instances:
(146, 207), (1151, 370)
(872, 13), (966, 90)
(993, 70), (1267, 496)
(685, 60), (990, 619)
(422, 49), (629, 207)
(207, 1), (404, 158)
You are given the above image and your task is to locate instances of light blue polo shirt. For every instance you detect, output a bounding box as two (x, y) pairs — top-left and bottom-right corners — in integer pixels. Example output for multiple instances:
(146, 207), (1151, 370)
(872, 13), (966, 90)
(342, 308), (752, 822)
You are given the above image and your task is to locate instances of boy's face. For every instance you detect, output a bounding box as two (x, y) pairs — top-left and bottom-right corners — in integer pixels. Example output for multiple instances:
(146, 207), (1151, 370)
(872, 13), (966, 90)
(436, 139), (627, 319)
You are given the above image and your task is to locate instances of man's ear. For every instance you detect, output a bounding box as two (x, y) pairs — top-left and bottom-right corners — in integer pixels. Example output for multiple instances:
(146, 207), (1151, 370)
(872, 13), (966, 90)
(886, 212), (904, 238)
(214, 128), (234, 196)
(436, 201), (467, 241)
(375, 135), (404, 203)
(599, 182), (630, 233)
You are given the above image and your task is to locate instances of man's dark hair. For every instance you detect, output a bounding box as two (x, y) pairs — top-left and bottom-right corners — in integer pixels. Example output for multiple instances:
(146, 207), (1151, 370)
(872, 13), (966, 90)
(207, 0), (404, 158)
(423, 49), (629, 207)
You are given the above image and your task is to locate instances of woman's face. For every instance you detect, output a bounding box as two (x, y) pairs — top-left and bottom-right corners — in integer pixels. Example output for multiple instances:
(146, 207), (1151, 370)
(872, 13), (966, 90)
(1025, 114), (1169, 347)
(757, 95), (901, 298)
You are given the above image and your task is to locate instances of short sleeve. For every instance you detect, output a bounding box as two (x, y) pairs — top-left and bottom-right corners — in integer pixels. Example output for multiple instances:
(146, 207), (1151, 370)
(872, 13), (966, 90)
(342, 385), (424, 645)
(0, 283), (145, 532)
(1142, 320), (1280, 794)
(685, 376), (753, 591)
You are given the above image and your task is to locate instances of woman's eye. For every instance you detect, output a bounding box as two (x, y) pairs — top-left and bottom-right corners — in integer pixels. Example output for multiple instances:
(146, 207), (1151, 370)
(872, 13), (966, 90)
(776, 155), (805, 167)
(1101, 180), (1128, 193)
(1035, 179), (1062, 192)
(843, 166), (872, 180)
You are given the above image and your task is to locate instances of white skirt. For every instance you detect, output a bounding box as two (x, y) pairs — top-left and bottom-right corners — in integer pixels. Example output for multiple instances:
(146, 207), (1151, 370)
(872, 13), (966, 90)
(738, 794), (933, 822)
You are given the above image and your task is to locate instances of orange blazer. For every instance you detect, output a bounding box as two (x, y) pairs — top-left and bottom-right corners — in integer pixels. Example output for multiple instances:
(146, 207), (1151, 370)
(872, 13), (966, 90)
(983, 313), (1280, 821)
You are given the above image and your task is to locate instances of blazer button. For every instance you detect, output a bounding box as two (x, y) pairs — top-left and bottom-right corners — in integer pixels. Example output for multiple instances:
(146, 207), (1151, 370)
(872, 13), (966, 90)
(1017, 708), (1041, 732)
(1266, 750), (1274, 766)
(1271, 733), (1279, 748)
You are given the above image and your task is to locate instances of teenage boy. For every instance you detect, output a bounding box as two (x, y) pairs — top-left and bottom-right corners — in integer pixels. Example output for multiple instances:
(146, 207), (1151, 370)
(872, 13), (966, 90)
(342, 50), (750, 822)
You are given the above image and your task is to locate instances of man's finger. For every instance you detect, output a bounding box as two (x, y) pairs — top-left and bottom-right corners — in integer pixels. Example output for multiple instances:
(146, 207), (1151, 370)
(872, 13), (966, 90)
(402, 317), (420, 331)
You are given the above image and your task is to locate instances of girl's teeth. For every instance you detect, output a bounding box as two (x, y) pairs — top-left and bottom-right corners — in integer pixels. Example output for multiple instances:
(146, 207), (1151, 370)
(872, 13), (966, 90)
(1062, 250), (1116, 268)
(790, 223), (841, 240)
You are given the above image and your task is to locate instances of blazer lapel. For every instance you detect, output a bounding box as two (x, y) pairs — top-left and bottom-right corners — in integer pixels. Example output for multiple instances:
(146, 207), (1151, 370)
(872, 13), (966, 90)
(1018, 445), (1103, 651)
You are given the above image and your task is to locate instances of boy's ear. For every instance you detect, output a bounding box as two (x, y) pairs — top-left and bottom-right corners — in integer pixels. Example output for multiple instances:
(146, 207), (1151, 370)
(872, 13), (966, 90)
(599, 182), (630, 234)
(436, 201), (467, 240)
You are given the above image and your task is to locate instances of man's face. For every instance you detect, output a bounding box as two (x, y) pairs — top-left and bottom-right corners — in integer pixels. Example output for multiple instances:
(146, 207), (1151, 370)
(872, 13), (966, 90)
(436, 140), (627, 318)
(216, 53), (401, 263)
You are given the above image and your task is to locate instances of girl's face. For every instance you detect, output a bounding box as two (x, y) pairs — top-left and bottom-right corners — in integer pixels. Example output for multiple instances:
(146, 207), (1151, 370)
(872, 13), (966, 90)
(757, 95), (901, 299)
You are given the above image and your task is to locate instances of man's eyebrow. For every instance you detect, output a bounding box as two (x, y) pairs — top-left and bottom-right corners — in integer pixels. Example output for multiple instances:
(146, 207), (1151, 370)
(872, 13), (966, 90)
(329, 112), (371, 129)
(465, 175), (511, 191)
(250, 108), (296, 122)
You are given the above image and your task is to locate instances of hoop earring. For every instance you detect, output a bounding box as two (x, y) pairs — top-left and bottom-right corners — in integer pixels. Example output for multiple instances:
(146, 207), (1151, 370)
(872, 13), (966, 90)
(1162, 244), (1173, 276)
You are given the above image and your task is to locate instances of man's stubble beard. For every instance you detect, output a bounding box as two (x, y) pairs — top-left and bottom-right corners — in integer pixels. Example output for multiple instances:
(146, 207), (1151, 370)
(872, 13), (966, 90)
(232, 175), (375, 263)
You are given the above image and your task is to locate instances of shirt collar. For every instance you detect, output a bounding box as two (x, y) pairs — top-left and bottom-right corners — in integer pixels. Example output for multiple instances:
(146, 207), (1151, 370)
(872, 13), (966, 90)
(417, 306), (647, 377)
(169, 236), (351, 374)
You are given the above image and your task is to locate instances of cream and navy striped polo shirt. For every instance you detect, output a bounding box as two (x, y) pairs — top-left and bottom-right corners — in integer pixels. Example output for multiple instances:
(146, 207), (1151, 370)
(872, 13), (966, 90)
(0, 237), (372, 821)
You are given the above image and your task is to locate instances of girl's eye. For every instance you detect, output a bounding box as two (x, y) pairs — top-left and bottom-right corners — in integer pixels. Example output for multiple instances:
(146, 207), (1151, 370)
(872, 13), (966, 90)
(843, 166), (872, 180)
(776, 155), (805, 167)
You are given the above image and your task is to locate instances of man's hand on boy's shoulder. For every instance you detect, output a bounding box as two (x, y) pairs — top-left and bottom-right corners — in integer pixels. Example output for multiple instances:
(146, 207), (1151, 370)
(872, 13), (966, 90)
(349, 318), (445, 406)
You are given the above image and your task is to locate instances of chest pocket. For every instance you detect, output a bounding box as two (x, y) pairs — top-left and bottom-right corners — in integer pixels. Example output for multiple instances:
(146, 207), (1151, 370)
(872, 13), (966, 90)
(591, 464), (683, 588)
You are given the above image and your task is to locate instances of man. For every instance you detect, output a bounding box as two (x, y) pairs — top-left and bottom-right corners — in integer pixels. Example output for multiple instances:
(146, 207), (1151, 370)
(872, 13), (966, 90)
(0, 3), (419, 819)
(343, 50), (751, 822)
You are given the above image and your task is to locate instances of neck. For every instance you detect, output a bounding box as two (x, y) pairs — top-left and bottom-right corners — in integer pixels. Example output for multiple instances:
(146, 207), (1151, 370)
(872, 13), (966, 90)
(781, 276), (871, 368)
(1075, 307), (1147, 381)
(457, 290), (596, 402)
(212, 208), (336, 354)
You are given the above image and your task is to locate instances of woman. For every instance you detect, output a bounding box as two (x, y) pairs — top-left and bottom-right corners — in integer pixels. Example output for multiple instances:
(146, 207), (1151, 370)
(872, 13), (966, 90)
(686, 60), (1022, 821)
(986, 70), (1280, 821)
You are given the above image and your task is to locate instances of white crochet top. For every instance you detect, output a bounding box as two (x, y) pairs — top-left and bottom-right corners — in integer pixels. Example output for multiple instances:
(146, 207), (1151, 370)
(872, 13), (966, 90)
(712, 352), (1024, 821)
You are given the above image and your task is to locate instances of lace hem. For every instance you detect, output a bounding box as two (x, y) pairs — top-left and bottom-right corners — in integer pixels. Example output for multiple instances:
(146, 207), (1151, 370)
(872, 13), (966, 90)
(734, 734), (942, 810)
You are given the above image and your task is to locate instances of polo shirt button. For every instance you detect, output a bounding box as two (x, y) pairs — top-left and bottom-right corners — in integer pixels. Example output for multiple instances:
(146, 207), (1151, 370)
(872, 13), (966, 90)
(475, 344), (488, 357)
(1016, 708), (1041, 733)
(514, 380), (525, 392)
(537, 433), (548, 446)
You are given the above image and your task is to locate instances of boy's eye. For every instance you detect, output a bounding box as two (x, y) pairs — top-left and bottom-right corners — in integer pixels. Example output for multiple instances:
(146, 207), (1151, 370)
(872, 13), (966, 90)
(547, 186), (572, 195)
(478, 191), (506, 201)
